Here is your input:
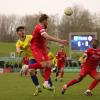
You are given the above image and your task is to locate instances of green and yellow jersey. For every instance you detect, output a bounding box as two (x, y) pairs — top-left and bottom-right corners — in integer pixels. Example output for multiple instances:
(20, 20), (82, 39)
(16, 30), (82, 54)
(16, 35), (33, 59)
(48, 51), (55, 60)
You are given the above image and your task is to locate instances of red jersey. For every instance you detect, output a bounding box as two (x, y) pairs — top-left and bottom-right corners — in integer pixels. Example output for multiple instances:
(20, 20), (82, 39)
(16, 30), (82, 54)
(56, 51), (66, 63)
(82, 48), (100, 69)
(22, 57), (29, 65)
(31, 24), (47, 50)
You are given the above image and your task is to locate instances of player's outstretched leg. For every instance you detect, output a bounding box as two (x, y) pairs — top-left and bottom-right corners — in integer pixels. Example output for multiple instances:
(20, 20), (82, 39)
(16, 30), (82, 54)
(48, 77), (53, 87)
(43, 67), (51, 88)
(62, 76), (83, 95)
(29, 59), (42, 96)
(29, 69), (41, 96)
(84, 80), (100, 96)
(55, 68), (59, 81)
(85, 70), (100, 96)
(31, 75), (42, 96)
(48, 77), (55, 93)
(60, 67), (64, 82)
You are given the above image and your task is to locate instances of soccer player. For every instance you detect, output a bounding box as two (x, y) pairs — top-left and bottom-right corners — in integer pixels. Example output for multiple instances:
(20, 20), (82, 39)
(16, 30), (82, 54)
(47, 47), (55, 62)
(55, 46), (67, 81)
(47, 47), (55, 87)
(62, 39), (100, 96)
(29, 14), (68, 88)
(16, 26), (41, 96)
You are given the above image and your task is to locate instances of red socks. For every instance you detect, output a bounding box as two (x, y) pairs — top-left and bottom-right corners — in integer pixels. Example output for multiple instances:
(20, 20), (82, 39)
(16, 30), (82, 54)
(29, 62), (51, 81)
(60, 70), (64, 78)
(67, 79), (79, 87)
(88, 80), (100, 90)
(44, 68), (51, 81)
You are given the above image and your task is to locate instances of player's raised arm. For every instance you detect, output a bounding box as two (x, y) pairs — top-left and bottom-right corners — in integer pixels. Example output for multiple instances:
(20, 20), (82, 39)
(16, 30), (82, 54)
(41, 32), (68, 45)
(38, 14), (68, 45)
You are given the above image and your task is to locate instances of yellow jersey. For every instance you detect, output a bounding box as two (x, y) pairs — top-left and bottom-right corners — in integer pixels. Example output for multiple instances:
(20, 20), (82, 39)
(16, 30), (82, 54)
(16, 35), (33, 59)
(53, 57), (58, 66)
(48, 52), (54, 60)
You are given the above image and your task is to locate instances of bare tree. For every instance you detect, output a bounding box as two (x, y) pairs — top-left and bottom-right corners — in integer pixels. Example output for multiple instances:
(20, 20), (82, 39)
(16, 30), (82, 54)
(58, 5), (95, 39)
(20, 15), (39, 34)
(0, 7), (100, 43)
(0, 15), (21, 42)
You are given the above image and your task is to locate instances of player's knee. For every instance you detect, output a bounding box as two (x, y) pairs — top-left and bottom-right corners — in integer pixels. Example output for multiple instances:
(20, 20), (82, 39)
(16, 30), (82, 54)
(61, 68), (64, 72)
(41, 61), (53, 68)
(47, 60), (53, 68)
(41, 61), (47, 67)
(93, 74), (100, 81)
(76, 77), (83, 82)
(95, 77), (100, 81)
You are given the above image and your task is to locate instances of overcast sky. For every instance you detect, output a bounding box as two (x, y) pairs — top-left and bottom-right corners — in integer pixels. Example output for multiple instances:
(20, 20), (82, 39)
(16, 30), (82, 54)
(0, 0), (100, 16)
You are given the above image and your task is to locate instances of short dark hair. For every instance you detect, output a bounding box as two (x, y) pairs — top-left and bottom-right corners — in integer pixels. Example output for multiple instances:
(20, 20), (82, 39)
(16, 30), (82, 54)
(16, 26), (25, 32)
(39, 14), (48, 23)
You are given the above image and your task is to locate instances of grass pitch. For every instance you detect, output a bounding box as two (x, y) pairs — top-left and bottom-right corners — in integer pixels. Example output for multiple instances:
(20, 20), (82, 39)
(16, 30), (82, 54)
(0, 72), (100, 100)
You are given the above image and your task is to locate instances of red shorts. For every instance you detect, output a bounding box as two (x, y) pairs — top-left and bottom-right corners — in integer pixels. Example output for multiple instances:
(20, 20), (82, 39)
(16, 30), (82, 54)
(80, 66), (99, 78)
(57, 61), (65, 68)
(56, 66), (64, 73)
(31, 47), (49, 62)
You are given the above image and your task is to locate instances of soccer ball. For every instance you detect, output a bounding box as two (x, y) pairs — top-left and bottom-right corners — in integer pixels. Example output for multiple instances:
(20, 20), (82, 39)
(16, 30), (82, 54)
(64, 7), (73, 16)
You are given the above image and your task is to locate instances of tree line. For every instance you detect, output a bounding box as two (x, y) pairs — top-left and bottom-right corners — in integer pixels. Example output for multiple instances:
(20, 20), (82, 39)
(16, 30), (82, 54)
(0, 5), (100, 45)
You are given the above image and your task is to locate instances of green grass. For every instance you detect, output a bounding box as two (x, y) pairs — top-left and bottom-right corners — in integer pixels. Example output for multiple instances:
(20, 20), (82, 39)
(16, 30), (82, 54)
(0, 42), (83, 60)
(0, 42), (67, 57)
(0, 72), (100, 100)
(0, 42), (61, 57)
(0, 42), (16, 57)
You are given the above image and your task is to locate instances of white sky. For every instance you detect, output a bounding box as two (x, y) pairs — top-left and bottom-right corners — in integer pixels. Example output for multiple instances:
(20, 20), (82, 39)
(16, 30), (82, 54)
(0, 0), (100, 16)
